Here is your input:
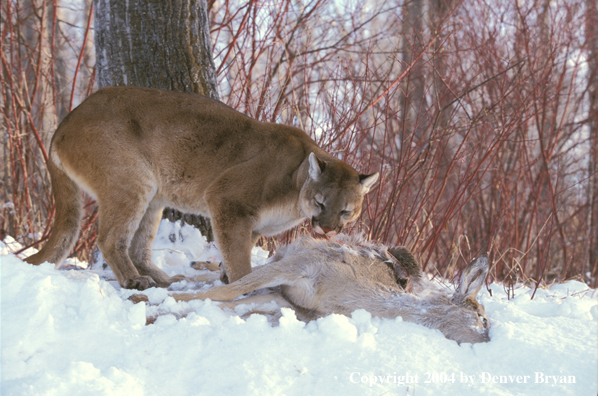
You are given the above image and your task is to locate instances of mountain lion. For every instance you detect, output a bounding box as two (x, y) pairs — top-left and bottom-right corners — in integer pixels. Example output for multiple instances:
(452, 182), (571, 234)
(25, 87), (379, 290)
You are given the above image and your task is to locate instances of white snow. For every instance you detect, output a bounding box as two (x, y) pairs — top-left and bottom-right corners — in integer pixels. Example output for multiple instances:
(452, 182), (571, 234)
(1, 220), (597, 396)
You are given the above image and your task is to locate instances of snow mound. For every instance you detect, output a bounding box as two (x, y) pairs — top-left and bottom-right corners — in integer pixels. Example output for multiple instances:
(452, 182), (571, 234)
(1, 221), (597, 395)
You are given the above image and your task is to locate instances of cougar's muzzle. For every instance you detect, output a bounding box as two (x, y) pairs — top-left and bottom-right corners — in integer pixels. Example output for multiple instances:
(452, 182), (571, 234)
(312, 217), (343, 237)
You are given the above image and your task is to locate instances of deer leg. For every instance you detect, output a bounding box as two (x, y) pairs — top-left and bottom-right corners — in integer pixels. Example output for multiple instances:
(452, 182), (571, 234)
(172, 259), (300, 302)
(218, 293), (294, 312)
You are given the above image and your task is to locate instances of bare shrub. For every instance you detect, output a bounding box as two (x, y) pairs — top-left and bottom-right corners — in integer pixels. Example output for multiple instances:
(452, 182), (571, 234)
(2, 0), (595, 289)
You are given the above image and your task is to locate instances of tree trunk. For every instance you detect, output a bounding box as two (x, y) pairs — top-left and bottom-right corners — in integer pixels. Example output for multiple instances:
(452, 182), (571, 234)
(430, 0), (453, 131)
(429, 0), (455, 180)
(51, 1), (70, 122)
(400, 0), (426, 145)
(586, 0), (598, 281)
(93, 0), (218, 241)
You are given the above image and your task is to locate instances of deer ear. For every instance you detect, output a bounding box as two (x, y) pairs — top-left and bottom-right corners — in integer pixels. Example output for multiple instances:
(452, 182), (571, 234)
(308, 153), (323, 180)
(388, 247), (423, 291)
(452, 256), (489, 304)
(388, 247), (421, 279)
(359, 172), (379, 193)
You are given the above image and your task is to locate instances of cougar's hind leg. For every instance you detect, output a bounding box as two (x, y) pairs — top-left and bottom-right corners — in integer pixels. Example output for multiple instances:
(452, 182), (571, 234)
(128, 200), (185, 287)
(96, 185), (158, 291)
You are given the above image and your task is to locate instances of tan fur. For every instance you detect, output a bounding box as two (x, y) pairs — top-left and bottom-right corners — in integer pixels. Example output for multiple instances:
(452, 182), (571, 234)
(156, 235), (491, 344)
(25, 87), (378, 290)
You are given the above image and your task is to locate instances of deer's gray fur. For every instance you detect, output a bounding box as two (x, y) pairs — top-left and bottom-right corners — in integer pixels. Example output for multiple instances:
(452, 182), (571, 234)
(157, 234), (491, 344)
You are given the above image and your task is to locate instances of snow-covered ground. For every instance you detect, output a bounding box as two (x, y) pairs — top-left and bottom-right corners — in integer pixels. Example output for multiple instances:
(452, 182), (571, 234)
(1, 220), (597, 396)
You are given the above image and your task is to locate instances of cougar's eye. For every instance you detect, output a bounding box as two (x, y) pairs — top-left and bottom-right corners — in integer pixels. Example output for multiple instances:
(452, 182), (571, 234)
(314, 197), (325, 209)
(340, 210), (350, 216)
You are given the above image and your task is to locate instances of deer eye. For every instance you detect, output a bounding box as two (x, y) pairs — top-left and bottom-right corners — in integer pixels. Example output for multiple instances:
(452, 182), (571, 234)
(340, 210), (350, 216)
(482, 317), (488, 328)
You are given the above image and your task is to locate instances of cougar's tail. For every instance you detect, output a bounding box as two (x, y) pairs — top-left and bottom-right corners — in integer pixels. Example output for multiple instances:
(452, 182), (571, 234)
(25, 154), (83, 266)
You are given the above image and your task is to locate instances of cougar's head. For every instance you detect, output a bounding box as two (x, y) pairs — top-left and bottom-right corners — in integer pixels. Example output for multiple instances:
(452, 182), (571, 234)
(300, 153), (379, 237)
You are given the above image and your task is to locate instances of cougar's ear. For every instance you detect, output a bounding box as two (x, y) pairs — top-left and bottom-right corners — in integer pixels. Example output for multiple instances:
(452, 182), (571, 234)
(308, 152), (324, 180)
(452, 256), (490, 304)
(359, 172), (379, 193)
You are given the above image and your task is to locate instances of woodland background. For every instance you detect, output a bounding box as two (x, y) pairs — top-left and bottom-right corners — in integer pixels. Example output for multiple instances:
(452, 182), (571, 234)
(1, 0), (597, 292)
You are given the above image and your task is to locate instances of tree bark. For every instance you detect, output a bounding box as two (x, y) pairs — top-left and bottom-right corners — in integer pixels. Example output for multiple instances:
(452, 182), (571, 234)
(586, 0), (598, 281)
(51, 1), (70, 122)
(430, 0), (453, 131)
(429, 0), (455, 180)
(93, 0), (218, 241)
(401, 0), (426, 145)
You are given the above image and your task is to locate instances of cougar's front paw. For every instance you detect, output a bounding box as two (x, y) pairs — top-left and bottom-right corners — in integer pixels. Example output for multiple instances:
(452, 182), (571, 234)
(123, 276), (157, 290)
